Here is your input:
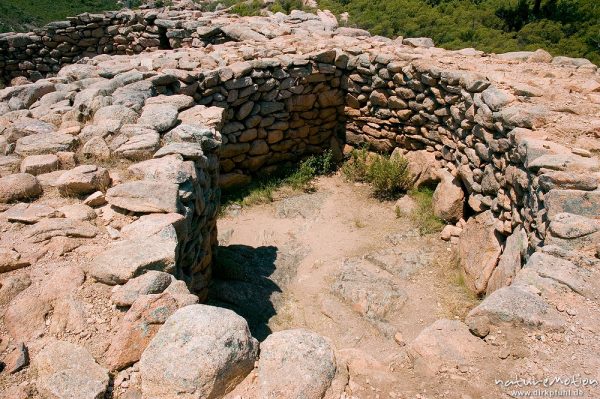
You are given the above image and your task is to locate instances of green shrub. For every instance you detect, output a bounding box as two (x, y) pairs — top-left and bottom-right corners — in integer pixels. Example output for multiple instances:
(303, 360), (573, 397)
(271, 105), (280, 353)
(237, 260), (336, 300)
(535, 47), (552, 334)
(409, 188), (445, 234)
(341, 148), (369, 182)
(220, 150), (338, 211)
(231, 0), (263, 16)
(342, 148), (411, 200)
(366, 154), (411, 200)
(285, 150), (336, 191)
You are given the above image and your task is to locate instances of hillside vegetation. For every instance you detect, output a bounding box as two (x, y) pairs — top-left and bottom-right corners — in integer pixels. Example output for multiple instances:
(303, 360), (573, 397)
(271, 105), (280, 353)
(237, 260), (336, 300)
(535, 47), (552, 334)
(318, 0), (600, 64)
(0, 0), (119, 32)
(1, 0), (598, 65)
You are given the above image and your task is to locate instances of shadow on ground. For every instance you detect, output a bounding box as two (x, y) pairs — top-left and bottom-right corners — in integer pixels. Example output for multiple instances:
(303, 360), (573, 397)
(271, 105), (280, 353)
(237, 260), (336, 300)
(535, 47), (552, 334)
(208, 244), (280, 341)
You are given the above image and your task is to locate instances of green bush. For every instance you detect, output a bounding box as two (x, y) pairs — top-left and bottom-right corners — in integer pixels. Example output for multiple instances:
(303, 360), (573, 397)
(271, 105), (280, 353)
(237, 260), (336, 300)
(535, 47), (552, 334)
(285, 150), (336, 191)
(220, 150), (338, 210)
(366, 154), (412, 200)
(231, 0), (263, 16)
(0, 0), (119, 32)
(409, 188), (445, 234)
(317, 0), (600, 65)
(342, 148), (411, 200)
(341, 148), (369, 182)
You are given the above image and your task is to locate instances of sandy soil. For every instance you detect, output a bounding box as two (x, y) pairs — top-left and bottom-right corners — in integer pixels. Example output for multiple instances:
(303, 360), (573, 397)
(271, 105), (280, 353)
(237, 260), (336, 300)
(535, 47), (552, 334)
(216, 174), (492, 398)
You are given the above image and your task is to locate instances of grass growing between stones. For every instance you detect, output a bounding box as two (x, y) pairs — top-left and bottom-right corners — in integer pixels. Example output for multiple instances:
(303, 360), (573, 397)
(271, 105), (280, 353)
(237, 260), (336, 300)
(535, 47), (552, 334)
(408, 188), (445, 235)
(342, 148), (412, 200)
(435, 250), (480, 320)
(220, 150), (337, 210)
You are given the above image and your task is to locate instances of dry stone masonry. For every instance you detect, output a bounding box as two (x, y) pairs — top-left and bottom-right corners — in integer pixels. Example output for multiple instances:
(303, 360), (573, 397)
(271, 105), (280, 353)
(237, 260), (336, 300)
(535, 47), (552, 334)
(0, 2), (599, 398)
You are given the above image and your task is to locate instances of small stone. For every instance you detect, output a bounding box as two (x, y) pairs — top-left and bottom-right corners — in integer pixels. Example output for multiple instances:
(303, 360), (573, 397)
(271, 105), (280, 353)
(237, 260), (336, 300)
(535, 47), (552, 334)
(20, 154), (59, 176)
(0, 173), (42, 203)
(58, 204), (96, 221)
(56, 165), (111, 196)
(394, 332), (406, 346)
(4, 342), (29, 374)
(84, 191), (107, 207)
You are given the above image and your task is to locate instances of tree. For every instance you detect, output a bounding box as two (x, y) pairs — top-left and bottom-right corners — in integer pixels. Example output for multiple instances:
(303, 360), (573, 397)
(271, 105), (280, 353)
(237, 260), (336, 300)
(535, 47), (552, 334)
(533, 0), (542, 15)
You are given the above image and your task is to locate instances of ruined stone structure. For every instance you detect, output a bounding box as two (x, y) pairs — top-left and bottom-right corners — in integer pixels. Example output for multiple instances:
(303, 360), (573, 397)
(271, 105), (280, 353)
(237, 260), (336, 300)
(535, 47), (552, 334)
(0, 4), (599, 399)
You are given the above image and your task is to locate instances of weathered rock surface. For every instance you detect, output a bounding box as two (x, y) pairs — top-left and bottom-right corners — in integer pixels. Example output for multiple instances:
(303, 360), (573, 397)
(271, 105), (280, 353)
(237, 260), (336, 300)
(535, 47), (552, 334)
(56, 165), (110, 196)
(458, 211), (502, 295)
(20, 154), (60, 176)
(111, 271), (174, 307)
(432, 170), (464, 223)
(34, 341), (110, 399)
(139, 304), (258, 399)
(466, 285), (565, 337)
(87, 226), (178, 285)
(408, 319), (488, 375)
(105, 292), (181, 371)
(15, 133), (77, 156)
(486, 226), (527, 294)
(25, 218), (98, 243)
(106, 181), (180, 213)
(0, 173), (42, 203)
(258, 329), (337, 399)
(138, 104), (179, 133)
(4, 265), (84, 342)
(0, 247), (30, 273)
(2, 203), (58, 224)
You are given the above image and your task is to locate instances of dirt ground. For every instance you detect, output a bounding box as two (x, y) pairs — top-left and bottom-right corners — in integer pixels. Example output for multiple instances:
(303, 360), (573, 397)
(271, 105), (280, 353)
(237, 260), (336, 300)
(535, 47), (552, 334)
(216, 173), (497, 398)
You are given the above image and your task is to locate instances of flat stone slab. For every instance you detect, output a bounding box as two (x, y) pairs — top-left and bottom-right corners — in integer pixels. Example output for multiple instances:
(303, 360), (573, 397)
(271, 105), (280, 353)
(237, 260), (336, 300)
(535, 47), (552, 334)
(15, 133), (77, 156)
(544, 189), (600, 219)
(466, 285), (565, 337)
(106, 181), (180, 213)
(2, 203), (59, 224)
(86, 226), (178, 285)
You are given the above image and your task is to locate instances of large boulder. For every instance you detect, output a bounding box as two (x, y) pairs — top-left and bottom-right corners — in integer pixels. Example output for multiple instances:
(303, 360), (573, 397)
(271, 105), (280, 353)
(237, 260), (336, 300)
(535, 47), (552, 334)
(544, 189), (600, 219)
(178, 105), (224, 130)
(25, 218), (98, 243)
(0, 81), (55, 110)
(120, 213), (186, 240)
(0, 173), (42, 203)
(34, 341), (109, 399)
(458, 211), (502, 295)
(112, 124), (161, 161)
(111, 271), (173, 307)
(20, 154), (60, 176)
(56, 165), (110, 196)
(139, 304), (258, 399)
(127, 155), (195, 184)
(514, 252), (599, 300)
(2, 203), (58, 224)
(404, 150), (441, 188)
(432, 170), (465, 223)
(4, 117), (55, 142)
(403, 37), (435, 48)
(93, 104), (138, 126)
(138, 104), (179, 133)
(258, 329), (337, 399)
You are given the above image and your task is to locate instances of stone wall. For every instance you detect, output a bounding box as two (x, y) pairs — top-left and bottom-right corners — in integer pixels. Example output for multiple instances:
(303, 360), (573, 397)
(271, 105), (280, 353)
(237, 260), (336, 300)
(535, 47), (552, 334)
(194, 56), (344, 187)
(0, 6), (239, 84)
(1, 8), (598, 300)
